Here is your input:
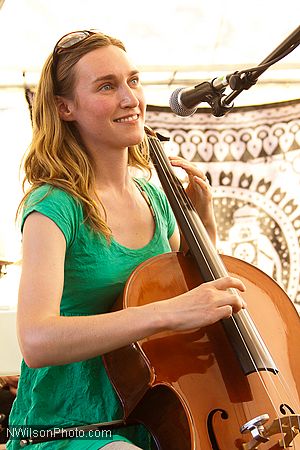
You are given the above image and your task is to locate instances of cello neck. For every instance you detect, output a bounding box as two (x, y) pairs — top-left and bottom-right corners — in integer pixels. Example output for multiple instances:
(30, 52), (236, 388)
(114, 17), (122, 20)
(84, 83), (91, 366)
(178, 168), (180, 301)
(147, 130), (278, 376)
(147, 132), (227, 282)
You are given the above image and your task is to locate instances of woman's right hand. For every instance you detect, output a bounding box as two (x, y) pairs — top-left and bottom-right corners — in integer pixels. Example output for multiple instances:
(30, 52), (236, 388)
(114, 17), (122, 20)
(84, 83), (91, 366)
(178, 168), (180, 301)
(161, 276), (246, 332)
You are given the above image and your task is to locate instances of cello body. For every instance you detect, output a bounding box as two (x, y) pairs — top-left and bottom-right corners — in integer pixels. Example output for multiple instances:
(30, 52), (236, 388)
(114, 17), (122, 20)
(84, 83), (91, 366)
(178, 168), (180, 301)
(104, 252), (300, 449)
(103, 130), (300, 449)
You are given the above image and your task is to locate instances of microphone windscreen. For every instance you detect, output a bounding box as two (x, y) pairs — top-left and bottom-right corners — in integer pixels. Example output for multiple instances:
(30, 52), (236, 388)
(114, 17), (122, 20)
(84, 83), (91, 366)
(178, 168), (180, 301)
(169, 87), (197, 117)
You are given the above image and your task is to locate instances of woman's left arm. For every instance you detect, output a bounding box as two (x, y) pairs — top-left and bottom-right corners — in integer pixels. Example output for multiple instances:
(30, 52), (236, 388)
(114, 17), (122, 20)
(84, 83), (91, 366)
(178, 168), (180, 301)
(169, 156), (217, 246)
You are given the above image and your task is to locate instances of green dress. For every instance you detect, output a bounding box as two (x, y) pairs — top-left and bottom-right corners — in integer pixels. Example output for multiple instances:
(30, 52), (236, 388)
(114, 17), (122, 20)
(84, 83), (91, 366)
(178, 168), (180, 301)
(7, 178), (176, 449)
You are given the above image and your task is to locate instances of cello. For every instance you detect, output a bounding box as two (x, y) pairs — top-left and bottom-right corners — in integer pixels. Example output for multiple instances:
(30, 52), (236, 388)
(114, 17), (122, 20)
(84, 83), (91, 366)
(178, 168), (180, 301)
(103, 127), (300, 450)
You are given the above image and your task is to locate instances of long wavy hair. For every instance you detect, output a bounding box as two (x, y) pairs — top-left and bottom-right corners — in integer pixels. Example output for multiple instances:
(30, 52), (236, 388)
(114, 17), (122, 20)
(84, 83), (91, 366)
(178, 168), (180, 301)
(17, 31), (151, 239)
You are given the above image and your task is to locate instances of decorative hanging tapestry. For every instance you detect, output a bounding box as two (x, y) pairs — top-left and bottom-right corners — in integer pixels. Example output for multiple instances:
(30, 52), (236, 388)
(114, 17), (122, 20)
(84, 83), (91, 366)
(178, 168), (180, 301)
(146, 100), (300, 311)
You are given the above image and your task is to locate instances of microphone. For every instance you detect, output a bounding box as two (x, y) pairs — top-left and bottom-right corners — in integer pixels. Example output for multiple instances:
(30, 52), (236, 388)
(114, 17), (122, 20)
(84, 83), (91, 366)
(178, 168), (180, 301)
(169, 75), (230, 117)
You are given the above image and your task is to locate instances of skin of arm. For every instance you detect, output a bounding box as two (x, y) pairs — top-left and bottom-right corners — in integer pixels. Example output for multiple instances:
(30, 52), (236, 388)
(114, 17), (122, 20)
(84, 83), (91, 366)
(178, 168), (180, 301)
(18, 212), (246, 368)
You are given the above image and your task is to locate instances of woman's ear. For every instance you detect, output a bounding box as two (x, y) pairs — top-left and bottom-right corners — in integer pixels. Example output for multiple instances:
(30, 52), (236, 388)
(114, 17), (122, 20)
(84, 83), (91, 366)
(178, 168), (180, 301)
(55, 96), (74, 121)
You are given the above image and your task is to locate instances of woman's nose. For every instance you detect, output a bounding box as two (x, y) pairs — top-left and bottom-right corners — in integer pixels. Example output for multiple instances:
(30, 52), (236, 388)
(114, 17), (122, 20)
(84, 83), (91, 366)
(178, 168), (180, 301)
(119, 87), (139, 108)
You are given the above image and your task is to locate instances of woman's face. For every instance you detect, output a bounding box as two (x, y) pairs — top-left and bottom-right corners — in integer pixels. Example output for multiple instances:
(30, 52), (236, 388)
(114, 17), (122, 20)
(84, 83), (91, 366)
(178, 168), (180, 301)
(63, 44), (146, 154)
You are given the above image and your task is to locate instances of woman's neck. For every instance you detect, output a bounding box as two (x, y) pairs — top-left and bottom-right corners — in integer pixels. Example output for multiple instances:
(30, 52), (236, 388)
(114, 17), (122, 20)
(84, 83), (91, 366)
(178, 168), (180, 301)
(92, 146), (132, 194)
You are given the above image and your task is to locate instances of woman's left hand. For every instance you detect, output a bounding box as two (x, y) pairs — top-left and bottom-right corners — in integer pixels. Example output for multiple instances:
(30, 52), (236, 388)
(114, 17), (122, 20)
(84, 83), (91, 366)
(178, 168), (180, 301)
(169, 156), (217, 244)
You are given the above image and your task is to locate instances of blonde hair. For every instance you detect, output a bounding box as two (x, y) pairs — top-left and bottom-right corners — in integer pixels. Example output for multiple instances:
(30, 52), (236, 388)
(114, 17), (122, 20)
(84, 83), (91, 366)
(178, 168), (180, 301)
(18, 32), (151, 239)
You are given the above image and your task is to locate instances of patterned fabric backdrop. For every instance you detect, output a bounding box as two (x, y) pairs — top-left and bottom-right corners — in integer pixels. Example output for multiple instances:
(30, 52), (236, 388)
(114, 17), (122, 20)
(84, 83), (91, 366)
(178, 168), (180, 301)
(146, 100), (300, 312)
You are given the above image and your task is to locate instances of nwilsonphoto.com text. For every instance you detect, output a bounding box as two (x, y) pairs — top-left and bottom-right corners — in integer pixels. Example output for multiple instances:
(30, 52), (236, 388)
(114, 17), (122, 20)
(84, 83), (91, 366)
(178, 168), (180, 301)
(7, 426), (113, 440)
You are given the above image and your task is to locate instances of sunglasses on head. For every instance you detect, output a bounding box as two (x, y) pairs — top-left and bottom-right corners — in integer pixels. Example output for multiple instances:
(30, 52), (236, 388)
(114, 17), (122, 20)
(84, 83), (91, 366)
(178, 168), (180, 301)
(51, 30), (97, 93)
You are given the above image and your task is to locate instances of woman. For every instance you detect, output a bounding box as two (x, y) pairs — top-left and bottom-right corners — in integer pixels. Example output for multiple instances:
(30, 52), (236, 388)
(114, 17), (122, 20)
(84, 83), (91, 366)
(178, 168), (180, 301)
(8, 30), (246, 449)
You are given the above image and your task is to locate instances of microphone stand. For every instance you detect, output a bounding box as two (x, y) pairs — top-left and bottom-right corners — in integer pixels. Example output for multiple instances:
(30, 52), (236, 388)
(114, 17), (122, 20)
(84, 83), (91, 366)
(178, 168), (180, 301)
(212, 24), (300, 117)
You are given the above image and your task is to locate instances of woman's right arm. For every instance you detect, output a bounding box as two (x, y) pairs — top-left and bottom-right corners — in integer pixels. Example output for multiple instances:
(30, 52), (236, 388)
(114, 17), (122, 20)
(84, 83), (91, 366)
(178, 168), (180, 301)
(18, 212), (246, 369)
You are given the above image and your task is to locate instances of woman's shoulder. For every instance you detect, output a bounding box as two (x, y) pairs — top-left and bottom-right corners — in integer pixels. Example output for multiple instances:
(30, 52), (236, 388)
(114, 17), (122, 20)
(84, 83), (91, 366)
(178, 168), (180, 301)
(135, 177), (171, 207)
(26, 184), (78, 205)
(24, 185), (82, 218)
(135, 177), (176, 237)
(22, 185), (83, 239)
(134, 177), (162, 197)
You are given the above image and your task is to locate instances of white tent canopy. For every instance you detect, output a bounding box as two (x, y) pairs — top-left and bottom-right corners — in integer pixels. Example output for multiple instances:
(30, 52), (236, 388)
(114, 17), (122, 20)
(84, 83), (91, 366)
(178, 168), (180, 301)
(0, 0), (299, 106)
(0, 0), (299, 263)
(0, 1), (299, 312)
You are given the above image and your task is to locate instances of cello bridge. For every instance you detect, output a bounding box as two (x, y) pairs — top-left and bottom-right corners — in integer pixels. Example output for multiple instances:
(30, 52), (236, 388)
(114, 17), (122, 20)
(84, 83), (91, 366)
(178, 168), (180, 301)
(241, 414), (300, 449)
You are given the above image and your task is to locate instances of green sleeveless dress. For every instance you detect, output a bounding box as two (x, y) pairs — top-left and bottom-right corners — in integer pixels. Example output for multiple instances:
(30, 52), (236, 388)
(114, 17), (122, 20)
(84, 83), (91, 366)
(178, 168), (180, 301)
(7, 178), (176, 449)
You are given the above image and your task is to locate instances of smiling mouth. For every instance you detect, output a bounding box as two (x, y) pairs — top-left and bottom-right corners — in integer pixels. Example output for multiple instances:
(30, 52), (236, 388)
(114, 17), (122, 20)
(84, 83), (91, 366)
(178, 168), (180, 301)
(114, 114), (139, 123)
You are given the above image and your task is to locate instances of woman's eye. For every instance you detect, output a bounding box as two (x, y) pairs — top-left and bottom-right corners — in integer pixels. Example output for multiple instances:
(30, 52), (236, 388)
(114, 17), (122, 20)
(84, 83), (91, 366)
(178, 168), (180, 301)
(99, 84), (112, 91)
(130, 77), (139, 86)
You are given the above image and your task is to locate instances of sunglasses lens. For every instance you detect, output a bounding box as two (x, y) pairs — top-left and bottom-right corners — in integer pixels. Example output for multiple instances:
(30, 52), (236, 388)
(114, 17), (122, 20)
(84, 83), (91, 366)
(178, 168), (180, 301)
(52, 30), (96, 93)
(57, 31), (91, 49)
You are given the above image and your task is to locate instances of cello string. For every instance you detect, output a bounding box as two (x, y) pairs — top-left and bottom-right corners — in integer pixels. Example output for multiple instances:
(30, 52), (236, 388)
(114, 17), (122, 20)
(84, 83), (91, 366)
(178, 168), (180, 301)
(149, 134), (299, 445)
